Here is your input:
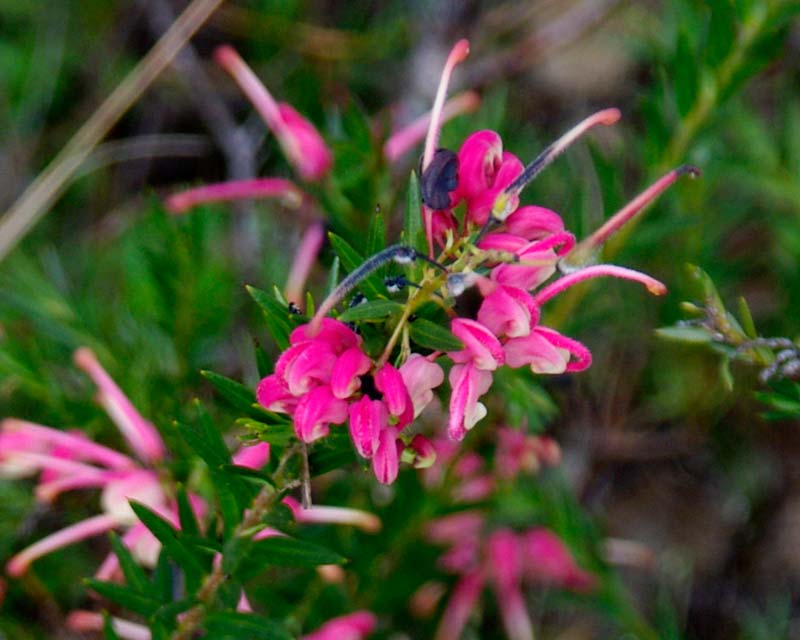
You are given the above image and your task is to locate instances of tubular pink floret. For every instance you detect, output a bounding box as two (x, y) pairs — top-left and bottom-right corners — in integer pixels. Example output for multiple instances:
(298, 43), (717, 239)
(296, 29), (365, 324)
(214, 45), (331, 181)
(73, 348), (165, 463)
(232, 442), (271, 469)
(303, 611), (377, 640)
(433, 571), (485, 640)
(282, 496), (382, 533)
(35, 470), (122, 503)
(165, 178), (304, 214)
(533, 264), (667, 306)
(569, 164), (700, 261)
(215, 45), (284, 131)
(535, 327), (593, 372)
(6, 513), (119, 577)
(67, 611), (151, 640)
(285, 222), (326, 307)
(422, 39), (470, 171)
(384, 91), (480, 162)
(1, 419), (136, 470)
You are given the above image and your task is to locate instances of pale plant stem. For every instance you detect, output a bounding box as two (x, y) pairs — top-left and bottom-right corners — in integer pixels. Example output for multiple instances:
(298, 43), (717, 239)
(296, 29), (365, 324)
(0, 0), (226, 262)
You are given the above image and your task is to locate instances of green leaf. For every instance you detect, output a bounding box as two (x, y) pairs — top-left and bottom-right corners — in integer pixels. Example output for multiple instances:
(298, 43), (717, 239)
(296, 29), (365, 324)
(367, 205), (386, 256)
(129, 501), (205, 589)
(403, 171), (426, 253)
(237, 418), (295, 446)
(85, 579), (161, 617)
(179, 400), (232, 469)
(328, 233), (382, 298)
(246, 285), (299, 350)
(108, 532), (148, 592)
(336, 299), (403, 322)
(324, 255), (340, 298)
(235, 536), (345, 580)
(674, 29), (698, 117)
(176, 486), (201, 538)
(654, 326), (714, 344)
(204, 612), (293, 640)
(103, 613), (122, 640)
(253, 338), (273, 377)
(409, 318), (464, 352)
(201, 370), (259, 415)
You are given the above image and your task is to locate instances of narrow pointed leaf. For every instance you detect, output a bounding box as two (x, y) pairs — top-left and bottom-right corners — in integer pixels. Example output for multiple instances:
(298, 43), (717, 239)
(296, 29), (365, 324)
(336, 299), (403, 322)
(409, 318), (464, 351)
(108, 532), (148, 592)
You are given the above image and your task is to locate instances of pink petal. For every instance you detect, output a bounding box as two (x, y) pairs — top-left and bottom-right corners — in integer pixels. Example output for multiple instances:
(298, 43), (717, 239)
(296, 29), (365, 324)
(232, 442), (271, 469)
(6, 513), (119, 577)
(165, 177), (303, 214)
(477, 285), (539, 338)
(449, 318), (505, 370)
(504, 205), (565, 239)
(453, 130), (504, 202)
(348, 396), (385, 458)
(303, 611), (377, 640)
(290, 318), (360, 349)
(73, 348), (165, 463)
(283, 496), (381, 533)
(465, 152), (524, 226)
(330, 347), (372, 399)
(433, 572), (485, 640)
(256, 374), (297, 413)
(522, 528), (596, 592)
(374, 363), (412, 424)
(447, 363), (493, 441)
(293, 386), (349, 443)
(372, 427), (401, 484)
(503, 329), (570, 374)
(399, 355), (444, 418)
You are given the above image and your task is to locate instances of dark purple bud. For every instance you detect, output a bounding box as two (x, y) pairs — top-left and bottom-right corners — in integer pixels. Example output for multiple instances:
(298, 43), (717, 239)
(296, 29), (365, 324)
(420, 148), (459, 211)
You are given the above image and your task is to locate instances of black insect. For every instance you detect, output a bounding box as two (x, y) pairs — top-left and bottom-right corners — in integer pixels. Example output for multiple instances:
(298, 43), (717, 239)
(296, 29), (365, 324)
(420, 148), (459, 210)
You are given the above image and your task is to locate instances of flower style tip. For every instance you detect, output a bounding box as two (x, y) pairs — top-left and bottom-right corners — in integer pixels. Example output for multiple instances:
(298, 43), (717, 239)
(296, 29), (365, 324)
(73, 348), (165, 463)
(533, 264), (666, 307)
(165, 178), (304, 214)
(566, 163), (701, 265)
(67, 611), (151, 640)
(493, 108), (622, 221)
(421, 39), (470, 171)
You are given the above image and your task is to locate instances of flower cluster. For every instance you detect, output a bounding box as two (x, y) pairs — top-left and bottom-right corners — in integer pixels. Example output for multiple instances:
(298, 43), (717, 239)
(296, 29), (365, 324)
(257, 319), (443, 484)
(426, 513), (595, 640)
(251, 38), (692, 485)
(0, 347), (269, 580)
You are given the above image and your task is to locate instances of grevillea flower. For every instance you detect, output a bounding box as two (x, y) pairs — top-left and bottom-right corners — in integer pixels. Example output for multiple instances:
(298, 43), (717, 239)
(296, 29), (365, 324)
(302, 611), (377, 640)
(257, 317), (443, 484)
(215, 45), (332, 182)
(428, 514), (595, 640)
(1, 347), (269, 580)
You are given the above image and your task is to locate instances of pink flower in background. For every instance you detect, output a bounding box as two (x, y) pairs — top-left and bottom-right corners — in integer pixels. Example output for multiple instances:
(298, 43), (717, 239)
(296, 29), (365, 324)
(302, 610), (377, 640)
(2, 347), (269, 579)
(428, 514), (596, 640)
(215, 45), (332, 182)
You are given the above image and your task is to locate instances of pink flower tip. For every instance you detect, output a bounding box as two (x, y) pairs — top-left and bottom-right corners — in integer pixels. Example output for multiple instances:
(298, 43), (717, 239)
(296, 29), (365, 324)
(595, 107), (622, 126)
(450, 38), (470, 64)
(213, 44), (240, 69)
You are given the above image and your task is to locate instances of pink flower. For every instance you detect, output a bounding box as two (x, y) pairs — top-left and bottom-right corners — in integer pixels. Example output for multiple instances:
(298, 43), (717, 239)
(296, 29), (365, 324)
(522, 529), (596, 592)
(429, 513), (596, 640)
(214, 45), (332, 181)
(282, 496), (381, 533)
(302, 611), (377, 640)
(447, 363), (493, 441)
(486, 530), (534, 640)
(399, 354), (445, 418)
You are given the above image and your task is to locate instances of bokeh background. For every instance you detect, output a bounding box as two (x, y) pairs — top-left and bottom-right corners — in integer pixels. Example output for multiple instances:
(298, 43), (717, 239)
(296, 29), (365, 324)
(2, 1), (800, 638)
